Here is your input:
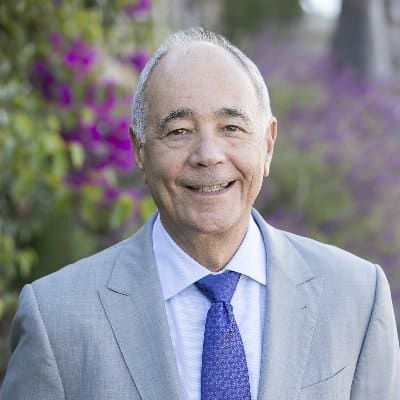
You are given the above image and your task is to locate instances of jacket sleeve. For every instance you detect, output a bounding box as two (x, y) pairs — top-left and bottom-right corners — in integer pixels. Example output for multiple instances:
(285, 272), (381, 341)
(350, 264), (400, 400)
(0, 284), (65, 400)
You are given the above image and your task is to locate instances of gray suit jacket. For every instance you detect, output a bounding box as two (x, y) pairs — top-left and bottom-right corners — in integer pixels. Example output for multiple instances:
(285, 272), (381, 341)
(1, 210), (399, 400)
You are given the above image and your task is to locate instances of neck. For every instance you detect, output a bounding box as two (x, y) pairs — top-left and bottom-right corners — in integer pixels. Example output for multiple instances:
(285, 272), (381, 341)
(161, 219), (249, 272)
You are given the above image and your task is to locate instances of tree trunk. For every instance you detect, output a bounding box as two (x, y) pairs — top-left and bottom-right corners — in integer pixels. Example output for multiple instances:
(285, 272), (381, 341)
(332, 0), (393, 78)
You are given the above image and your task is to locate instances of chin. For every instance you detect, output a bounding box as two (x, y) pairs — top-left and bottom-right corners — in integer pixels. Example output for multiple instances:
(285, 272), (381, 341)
(185, 209), (246, 236)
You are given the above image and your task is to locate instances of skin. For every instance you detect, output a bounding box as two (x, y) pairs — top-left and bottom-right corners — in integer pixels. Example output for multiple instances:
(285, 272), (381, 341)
(131, 42), (277, 271)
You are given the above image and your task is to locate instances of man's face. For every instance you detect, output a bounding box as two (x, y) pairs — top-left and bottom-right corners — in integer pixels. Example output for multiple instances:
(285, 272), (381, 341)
(134, 43), (277, 239)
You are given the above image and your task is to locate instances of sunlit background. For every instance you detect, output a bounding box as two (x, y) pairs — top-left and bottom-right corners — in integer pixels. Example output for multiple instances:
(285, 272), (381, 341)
(1, 0), (399, 381)
(300, 0), (342, 18)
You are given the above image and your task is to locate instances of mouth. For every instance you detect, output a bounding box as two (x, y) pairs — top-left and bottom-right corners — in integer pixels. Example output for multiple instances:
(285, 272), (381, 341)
(185, 180), (236, 193)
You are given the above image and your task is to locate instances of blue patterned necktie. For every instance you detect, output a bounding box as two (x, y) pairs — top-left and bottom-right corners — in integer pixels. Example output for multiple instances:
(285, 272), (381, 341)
(195, 271), (251, 400)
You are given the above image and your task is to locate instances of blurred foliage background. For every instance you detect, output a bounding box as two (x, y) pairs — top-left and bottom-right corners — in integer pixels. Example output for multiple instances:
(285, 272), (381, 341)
(1, 0), (399, 381)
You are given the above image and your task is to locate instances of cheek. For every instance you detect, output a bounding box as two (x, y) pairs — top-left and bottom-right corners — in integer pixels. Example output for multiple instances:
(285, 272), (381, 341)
(239, 146), (266, 176)
(144, 149), (182, 185)
(238, 150), (267, 196)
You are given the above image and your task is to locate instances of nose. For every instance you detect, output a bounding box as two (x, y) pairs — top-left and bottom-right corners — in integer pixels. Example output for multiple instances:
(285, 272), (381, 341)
(189, 129), (226, 167)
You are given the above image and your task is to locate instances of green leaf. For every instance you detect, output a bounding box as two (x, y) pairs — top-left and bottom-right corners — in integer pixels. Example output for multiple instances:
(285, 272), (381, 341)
(109, 194), (134, 229)
(69, 142), (85, 168)
(17, 248), (38, 278)
(0, 234), (16, 277)
(140, 196), (157, 220)
(0, 292), (19, 319)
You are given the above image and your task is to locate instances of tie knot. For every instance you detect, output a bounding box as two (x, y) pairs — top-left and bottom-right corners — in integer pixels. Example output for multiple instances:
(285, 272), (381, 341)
(195, 271), (240, 304)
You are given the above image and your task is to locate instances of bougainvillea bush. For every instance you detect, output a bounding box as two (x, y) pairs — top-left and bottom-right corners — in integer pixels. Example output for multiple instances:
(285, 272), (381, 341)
(253, 31), (400, 325)
(0, 0), (156, 321)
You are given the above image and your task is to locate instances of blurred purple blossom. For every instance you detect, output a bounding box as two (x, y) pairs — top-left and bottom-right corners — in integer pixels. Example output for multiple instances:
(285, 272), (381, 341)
(85, 82), (118, 115)
(30, 60), (57, 101)
(102, 184), (141, 204)
(130, 48), (149, 72)
(63, 114), (133, 173)
(58, 84), (73, 106)
(104, 186), (120, 202)
(64, 39), (97, 78)
(49, 31), (63, 49)
(30, 60), (73, 107)
(123, 0), (151, 18)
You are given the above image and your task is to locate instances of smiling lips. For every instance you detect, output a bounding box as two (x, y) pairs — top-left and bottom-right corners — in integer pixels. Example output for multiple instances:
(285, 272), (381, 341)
(185, 181), (235, 193)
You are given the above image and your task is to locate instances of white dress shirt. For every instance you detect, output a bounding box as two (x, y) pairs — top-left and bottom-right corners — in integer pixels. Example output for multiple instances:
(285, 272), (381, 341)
(152, 214), (267, 400)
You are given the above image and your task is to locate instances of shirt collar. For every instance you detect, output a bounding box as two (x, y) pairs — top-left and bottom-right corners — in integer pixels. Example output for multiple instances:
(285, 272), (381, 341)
(152, 214), (267, 301)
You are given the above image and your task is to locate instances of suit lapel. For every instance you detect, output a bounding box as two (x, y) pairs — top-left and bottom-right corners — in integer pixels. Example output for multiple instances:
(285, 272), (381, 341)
(98, 215), (185, 400)
(253, 211), (324, 400)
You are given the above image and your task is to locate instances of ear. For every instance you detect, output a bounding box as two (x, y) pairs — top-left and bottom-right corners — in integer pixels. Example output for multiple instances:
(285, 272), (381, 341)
(263, 117), (277, 177)
(129, 126), (147, 182)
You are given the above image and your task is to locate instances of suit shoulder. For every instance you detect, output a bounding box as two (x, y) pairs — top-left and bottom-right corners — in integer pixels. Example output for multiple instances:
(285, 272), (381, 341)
(253, 210), (379, 289)
(31, 238), (129, 295)
(278, 229), (387, 326)
(281, 229), (378, 287)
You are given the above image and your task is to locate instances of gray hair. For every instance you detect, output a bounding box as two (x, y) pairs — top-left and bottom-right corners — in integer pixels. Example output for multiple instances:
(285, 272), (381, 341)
(132, 27), (272, 144)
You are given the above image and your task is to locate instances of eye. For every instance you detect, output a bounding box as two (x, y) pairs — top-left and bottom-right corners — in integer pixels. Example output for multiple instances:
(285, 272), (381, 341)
(224, 125), (241, 132)
(221, 125), (249, 136)
(169, 128), (190, 136)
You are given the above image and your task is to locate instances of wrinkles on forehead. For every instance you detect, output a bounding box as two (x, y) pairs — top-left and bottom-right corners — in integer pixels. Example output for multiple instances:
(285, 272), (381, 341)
(144, 42), (252, 100)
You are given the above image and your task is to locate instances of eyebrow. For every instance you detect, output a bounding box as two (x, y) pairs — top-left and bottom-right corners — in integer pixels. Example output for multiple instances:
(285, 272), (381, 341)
(158, 108), (193, 132)
(214, 107), (252, 125)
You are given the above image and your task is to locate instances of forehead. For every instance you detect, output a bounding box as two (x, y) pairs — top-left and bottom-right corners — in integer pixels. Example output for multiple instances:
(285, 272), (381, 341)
(145, 42), (260, 121)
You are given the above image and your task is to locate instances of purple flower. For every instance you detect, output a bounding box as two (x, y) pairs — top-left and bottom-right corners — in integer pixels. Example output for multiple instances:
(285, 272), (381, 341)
(104, 118), (134, 171)
(30, 60), (73, 107)
(61, 126), (84, 144)
(104, 186), (120, 201)
(85, 82), (118, 115)
(126, 187), (143, 200)
(87, 123), (103, 143)
(84, 85), (97, 106)
(58, 84), (73, 107)
(64, 39), (97, 78)
(124, 0), (151, 18)
(65, 171), (88, 187)
(101, 83), (118, 112)
(64, 115), (133, 173)
(130, 48), (149, 72)
(30, 60), (57, 100)
(49, 31), (63, 49)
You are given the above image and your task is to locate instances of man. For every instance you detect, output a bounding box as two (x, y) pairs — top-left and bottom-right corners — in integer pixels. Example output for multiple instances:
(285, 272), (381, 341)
(1, 27), (399, 400)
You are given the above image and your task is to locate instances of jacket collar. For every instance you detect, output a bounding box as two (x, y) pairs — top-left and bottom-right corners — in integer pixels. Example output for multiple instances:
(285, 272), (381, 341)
(252, 209), (324, 400)
(99, 214), (185, 400)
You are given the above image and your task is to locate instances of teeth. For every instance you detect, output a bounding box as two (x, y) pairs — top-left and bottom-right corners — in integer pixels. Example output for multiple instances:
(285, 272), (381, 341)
(192, 182), (230, 192)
